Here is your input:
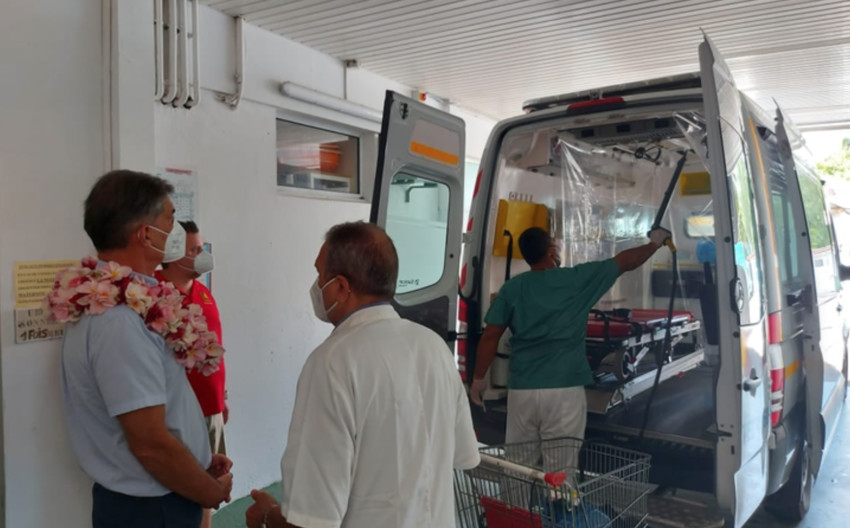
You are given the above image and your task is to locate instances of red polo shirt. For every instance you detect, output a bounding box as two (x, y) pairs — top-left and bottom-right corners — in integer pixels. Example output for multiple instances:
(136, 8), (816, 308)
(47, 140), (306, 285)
(156, 272), (225, 416)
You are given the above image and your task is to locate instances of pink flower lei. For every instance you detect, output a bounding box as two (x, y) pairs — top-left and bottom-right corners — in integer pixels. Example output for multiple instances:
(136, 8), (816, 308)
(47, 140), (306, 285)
(44, 256), (224, 376)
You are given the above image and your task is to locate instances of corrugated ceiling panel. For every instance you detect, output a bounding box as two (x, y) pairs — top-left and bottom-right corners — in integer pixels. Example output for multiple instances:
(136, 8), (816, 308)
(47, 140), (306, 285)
(202, 0), (850, 125)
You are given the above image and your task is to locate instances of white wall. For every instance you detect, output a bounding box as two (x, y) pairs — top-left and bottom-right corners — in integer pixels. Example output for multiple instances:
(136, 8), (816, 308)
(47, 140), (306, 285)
(0, 1), (105, 526)
(155, 97), (373, 500)
(153, 7), (419, 502)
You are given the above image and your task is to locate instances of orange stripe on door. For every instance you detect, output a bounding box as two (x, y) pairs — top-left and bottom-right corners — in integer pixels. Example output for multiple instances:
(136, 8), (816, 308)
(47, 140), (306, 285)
(785, 360), (801, 378)
(410, 141), (459, 166)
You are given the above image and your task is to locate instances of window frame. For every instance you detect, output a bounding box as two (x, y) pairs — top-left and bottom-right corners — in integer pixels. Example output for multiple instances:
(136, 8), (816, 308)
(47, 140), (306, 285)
(275, 112), (378, 203)
(385, 170), (452, 295)
(797, 164), (841, 299)
(723, 119), (766, 326)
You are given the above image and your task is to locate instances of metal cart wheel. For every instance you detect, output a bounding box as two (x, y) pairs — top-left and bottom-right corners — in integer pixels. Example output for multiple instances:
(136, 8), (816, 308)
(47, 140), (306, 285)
(614, 347), (636, 383)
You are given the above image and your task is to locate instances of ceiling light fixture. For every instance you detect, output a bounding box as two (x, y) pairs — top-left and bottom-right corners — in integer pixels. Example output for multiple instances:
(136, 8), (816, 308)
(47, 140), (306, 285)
(280, 81), (383, 123)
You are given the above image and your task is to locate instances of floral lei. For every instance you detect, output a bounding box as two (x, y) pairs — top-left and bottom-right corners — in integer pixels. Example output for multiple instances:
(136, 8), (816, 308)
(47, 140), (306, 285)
(44, 256), (224, 375)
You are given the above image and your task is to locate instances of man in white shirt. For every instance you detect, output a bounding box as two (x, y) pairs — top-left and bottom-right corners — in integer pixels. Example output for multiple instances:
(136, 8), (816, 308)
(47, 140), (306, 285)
(246, 221), (480, 528)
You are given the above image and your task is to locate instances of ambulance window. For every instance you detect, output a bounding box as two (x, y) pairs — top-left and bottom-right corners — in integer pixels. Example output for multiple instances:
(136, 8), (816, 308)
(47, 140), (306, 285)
(771, 192), (800, 284)
(724, 126), (765, 326)
(798, 167), (840, 297)
(685, 215), (715, 238)
(385, 172), (450, 294)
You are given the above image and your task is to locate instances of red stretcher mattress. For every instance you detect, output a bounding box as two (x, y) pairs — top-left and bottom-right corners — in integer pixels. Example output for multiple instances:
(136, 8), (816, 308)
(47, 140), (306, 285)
(587, 309), (694, 339)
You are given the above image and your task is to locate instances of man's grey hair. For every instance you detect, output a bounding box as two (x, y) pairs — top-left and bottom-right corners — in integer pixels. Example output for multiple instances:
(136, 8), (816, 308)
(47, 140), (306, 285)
(324, 222), (398, 298)
(84, 170), (174, 251)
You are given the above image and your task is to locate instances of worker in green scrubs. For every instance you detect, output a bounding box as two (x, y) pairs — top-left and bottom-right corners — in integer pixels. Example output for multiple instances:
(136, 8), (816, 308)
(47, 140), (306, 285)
(470, 226), (669, 468)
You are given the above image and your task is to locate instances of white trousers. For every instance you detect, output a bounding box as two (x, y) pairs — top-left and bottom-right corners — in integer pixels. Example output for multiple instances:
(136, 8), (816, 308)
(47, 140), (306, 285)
(505, 386), (587, 472)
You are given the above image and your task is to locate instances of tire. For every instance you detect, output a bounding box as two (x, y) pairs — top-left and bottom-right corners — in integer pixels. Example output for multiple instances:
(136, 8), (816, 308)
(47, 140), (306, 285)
(765, 440), (812, 522)
(614, 348), (635, 383)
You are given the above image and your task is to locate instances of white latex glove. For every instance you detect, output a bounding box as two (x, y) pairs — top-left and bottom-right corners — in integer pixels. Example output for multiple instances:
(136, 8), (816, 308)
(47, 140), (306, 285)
(649, 227), (672, 247)
(469, 378), (487, 407)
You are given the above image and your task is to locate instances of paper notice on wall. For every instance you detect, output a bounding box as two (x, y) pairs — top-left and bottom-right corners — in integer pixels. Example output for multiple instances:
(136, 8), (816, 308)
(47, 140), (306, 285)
(158, 167), (198, 222)
(15, 307), (65, 344)
(14, 260), (77, 308)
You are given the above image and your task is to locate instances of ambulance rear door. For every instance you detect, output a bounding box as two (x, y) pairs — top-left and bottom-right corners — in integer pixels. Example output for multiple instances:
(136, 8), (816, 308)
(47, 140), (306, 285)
(370, 91), (465, 345)
(699, 35), (771, 526)
(775, 106), (841, 476)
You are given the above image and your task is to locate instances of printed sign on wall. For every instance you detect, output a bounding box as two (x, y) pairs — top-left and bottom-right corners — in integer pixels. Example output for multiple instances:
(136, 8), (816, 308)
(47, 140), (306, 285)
(14, 259), (77, 308)
(158, 167), (198, 222)
(15, 307), (64, 344)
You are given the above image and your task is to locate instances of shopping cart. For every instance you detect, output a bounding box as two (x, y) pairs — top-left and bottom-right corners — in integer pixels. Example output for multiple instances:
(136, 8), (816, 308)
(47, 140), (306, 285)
(455, 437), (651, 528)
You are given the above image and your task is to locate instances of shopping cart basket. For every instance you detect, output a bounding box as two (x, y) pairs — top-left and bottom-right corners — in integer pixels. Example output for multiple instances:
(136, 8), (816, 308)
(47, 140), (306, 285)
(455, 437), (651, 528)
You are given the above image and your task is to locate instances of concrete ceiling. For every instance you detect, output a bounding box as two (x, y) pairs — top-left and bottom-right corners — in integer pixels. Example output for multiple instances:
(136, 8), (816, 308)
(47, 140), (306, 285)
(203, 0), (850, 127)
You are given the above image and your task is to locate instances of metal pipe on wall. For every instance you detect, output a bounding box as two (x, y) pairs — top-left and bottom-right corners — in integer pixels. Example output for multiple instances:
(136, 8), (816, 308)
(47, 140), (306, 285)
(154, 0), (164, 100)
(174, 0), (190, 107)
(161, 0), (178, 104)
(185, 0), (201, 108)
(220, 16), (244, 109)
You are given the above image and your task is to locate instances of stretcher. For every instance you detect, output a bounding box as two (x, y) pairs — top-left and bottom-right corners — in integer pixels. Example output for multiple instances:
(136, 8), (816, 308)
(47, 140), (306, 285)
(586, 308), (701, 383)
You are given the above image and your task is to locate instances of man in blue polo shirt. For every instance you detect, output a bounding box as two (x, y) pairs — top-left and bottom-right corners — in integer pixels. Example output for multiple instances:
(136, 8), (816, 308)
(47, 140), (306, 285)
(60, 170), (233, 527)
(470, 226), (669, 466)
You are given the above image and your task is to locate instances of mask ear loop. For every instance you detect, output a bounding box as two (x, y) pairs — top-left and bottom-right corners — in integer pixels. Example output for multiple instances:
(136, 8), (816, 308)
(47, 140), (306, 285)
(325, 275), (353, 314)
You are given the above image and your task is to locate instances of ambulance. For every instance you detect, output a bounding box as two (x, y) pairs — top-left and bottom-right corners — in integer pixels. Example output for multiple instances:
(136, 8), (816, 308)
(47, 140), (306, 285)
(370, 36), (848, 526)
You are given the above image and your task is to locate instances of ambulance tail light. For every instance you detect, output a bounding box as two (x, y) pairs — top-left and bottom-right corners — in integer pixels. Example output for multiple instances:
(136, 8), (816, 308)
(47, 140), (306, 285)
(566, 96), (625, 115)
(769, 363), (785, 428)
(768, 312), (782, 344)
(457, 267), (468, 382)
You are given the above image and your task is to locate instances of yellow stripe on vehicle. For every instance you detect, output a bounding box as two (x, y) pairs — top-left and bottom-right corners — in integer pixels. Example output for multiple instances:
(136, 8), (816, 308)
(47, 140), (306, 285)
(410, 141), (459, 166)
(785, 359), (800, 378)
(748, 119), (781, 306)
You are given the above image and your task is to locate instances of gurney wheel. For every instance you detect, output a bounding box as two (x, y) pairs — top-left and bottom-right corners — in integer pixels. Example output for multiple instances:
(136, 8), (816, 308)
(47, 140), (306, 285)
(614, 348), (636, 383)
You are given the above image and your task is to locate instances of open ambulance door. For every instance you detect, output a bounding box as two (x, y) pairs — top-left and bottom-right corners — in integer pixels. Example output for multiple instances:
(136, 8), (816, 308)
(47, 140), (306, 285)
(370, 91), (465, 345)
(775, 107), (832, 478)
(699, 35), (770, 526)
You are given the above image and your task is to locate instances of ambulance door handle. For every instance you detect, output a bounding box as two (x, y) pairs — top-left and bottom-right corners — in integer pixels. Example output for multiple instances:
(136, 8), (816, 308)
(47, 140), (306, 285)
(742, 368), (762, 396)
(731, 278), (744, 315)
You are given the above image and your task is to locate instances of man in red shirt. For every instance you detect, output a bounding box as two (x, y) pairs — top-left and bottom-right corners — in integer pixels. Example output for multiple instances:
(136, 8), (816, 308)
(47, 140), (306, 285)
(157, 220), (226, 528)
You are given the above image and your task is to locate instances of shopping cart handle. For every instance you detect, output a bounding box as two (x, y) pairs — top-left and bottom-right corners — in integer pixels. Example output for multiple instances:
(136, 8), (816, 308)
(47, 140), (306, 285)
(544, 472), (567, 487)
(479, 453), (568, 487)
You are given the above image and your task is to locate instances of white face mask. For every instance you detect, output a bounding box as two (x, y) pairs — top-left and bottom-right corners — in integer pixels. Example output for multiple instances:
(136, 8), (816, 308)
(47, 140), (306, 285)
(147, 223), (186, 264)
(310, 276), (338, 323)
(179, 250), (215, 276)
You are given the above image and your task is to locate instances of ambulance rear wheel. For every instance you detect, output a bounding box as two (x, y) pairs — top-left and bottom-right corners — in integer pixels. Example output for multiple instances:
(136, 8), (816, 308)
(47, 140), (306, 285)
(765, 439), (811, 522)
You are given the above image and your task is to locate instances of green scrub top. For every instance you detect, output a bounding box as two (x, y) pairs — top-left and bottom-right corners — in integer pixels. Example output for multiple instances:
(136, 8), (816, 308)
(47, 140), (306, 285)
(484, 259), (620, 390)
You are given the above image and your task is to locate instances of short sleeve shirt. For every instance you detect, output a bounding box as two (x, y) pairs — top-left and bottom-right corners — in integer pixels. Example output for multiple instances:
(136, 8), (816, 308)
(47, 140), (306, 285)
(61, 297), (211, 496)
(280, 305), (480, 528)
(484, 259), (620, 390)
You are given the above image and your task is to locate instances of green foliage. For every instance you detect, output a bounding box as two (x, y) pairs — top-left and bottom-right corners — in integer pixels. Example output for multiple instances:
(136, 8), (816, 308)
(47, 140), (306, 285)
(816, 138), (850, 180)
